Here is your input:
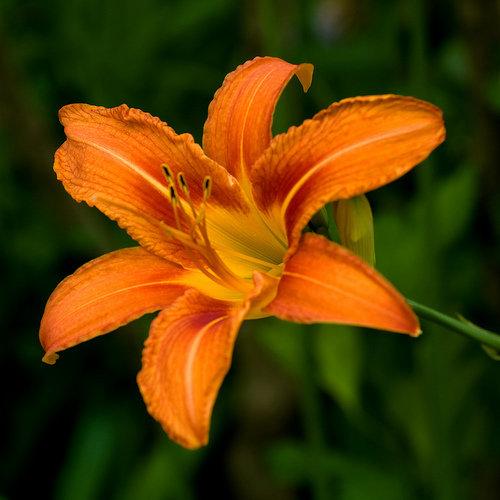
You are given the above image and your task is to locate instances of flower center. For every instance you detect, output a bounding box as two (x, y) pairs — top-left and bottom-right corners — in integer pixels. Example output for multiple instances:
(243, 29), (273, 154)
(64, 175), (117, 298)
(160, 165), (254, 294)
(94, 163), (286, 298)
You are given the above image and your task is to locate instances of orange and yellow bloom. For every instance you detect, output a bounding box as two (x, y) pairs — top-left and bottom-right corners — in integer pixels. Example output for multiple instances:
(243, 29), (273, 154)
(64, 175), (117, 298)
(40, 57), (445, 449)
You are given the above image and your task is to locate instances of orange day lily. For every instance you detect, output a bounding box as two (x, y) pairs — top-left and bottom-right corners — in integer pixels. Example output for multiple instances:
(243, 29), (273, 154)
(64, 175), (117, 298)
(40, 56), (445, 449)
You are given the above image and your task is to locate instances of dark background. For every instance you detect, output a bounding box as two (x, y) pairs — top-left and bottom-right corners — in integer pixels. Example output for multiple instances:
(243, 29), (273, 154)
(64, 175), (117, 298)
(1, 0), (499, 499)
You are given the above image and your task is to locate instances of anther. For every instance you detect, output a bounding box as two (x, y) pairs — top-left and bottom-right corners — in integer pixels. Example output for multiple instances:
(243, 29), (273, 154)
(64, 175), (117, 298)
(161, 164), (174, 185)
(169, 185), (176, 201)
(177, 172), (189, 195)
(203, 177), (212, 199)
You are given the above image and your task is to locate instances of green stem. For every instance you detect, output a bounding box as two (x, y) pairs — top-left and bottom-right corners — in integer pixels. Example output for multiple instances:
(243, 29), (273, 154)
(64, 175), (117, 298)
(408, 299), (500, 350)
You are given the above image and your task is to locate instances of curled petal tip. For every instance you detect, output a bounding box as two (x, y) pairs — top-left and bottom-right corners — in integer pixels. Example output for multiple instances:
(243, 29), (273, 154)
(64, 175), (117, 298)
(203, 57), (315, 179)
(399, 312), (421, 337)
(182, 434), (208, 450)
(411, 326), (423, 338)
(296, 63), (314, 92)
(42, 352), (59, 365)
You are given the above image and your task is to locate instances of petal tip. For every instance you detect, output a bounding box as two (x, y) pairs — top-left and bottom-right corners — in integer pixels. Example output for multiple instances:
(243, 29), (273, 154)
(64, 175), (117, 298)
(137, 367), (211, 450)
(404, 304), (421, 337)
(42, 351), (59, 365)
(296, 63), (314, 93)
(410, 326), (423, 338)
(182, 433), (208, 450)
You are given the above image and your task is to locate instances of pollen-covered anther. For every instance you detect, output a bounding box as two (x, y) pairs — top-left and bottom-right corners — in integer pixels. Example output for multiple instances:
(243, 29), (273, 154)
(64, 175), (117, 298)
(203, 176), (211, 199)
(161, 166), (194, 233)
(161, 164), (174, 185)
(177, 172), (188, 194)
(158, 165), (250, 293)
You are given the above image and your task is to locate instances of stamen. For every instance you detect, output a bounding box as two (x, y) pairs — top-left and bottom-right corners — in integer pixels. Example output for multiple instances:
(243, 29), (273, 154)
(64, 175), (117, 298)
(161, 164), (174, 185)
(169, 177), (196, 237)
(182, 175), (251, 291)
(163, 168), (193, 231)
(175, 173), (249, 291)
(169, 185), (184, 234)
(174, 172), (195, 220)
(99, 167), (252, 294)
(178, 172), (188, 194)
(203, 176), (211, 199)
(93, 193), (238, 289)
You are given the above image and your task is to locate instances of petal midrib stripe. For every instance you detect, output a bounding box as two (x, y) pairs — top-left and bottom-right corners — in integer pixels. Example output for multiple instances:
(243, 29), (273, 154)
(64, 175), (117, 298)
(279, 122), (428, 219)
(184, 315), (229, 433)
(282, 270), (406, 322)
(76, 137), (172, 199)
(238, 66), (277, 172)
(59, 280), (183, 321)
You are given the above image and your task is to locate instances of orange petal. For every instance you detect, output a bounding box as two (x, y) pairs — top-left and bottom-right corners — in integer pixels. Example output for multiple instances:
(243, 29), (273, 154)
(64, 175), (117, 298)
(137, 271), (275, 449)
(265, 233), (420, 335)
(55, 104), (251, 265)
(137, 290), (246, 449)
(203, 56), (313, 184)
(40, 247), (189, 364)
(250, 95), (445, 256)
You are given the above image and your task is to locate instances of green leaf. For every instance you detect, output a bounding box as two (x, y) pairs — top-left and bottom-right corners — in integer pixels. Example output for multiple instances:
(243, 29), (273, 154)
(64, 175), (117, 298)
(265, 440), (309, 487)
(266, 440), (414, 500)
(313, 324), (363, 415)
(331, 457), (413, 500)
(53, 410), (118, 500)
(434, 164), (478, 249)
(373, 209), (423, 296)
(116, 440), (197, 500)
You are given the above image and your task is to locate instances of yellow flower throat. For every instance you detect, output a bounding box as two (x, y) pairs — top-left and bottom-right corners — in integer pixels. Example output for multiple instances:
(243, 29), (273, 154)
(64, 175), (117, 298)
(159, 165), (285, 296)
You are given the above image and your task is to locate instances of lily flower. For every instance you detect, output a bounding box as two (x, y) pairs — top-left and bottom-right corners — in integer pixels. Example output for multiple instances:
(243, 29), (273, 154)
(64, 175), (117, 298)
(40, 57), (445, 449)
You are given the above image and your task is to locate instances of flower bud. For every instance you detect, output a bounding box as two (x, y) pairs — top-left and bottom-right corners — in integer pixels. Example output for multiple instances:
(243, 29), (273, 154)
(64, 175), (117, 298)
(332, 194), (375, 266)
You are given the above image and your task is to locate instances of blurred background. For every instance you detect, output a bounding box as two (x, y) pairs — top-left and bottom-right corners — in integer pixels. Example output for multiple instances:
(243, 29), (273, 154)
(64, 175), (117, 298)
(1, 0), (499, 499)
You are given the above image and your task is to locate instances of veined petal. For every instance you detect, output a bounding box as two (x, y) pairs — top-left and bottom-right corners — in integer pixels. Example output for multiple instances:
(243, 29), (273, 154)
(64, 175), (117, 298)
(265, 233), (420, 335)
(137, 271), (275, 449)
(55, 104), (251, 265)
(203, 56), (313, 185)
(250, 95), (445, 255)
(40, 247), (189, 364)
(137, 291), (245, 449)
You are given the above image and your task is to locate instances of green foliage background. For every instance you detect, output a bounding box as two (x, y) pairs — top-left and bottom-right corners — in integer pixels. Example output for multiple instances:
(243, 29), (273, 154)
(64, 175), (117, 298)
(1, 0), (499, 499)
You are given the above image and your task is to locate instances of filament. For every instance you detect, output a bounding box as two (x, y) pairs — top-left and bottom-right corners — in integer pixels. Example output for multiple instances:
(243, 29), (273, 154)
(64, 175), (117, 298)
(93, 165), (254, 294)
